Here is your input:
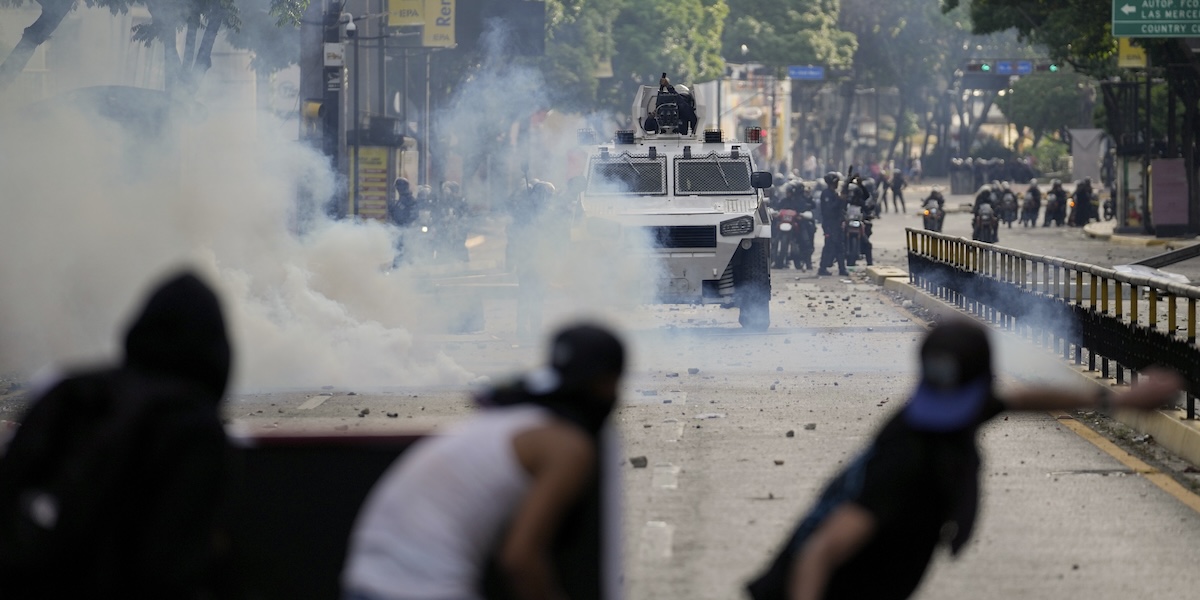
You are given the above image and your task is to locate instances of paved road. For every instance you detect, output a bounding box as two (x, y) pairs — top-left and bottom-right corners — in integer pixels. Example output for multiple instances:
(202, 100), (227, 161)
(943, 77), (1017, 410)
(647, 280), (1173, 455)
(220, 210), (1200, 600)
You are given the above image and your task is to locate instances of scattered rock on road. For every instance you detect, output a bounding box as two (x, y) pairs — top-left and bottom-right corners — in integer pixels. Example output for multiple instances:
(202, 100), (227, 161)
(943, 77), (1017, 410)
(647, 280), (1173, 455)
(688, 367), (700, 375)
(786, 430), (795, 438)
(804, 423), (817, 430)
(630, 456), (649, 468)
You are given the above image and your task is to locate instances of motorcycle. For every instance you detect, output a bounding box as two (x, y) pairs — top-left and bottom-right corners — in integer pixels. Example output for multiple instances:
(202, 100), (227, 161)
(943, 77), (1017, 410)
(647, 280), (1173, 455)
(999, 192), (1018, 228)
(1103, 195), (1115, 221)
(844, 204), (867, 266)
(922, 199), (943, 232)
(771, 208), (801, 269)
(1019, 192), (1038, 227)
(973, 204), (999, 243)
(1044, 195), (1065, 227)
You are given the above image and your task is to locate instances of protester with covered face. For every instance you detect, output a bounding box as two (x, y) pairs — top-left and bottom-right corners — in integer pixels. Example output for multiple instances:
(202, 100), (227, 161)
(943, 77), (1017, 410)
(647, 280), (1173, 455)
(747, 319), (1182, 600)
(342, 323), (626, 600)
(0, 271), (236, 599)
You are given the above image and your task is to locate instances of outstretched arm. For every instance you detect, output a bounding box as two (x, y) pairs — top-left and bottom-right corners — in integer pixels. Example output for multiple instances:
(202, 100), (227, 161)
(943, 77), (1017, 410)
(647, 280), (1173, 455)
(1004, 367), (1183, 413)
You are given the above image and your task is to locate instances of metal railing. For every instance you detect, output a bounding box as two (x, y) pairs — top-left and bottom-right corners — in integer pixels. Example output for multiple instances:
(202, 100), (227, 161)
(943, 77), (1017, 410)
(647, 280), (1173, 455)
(906, 228), (1200, 418)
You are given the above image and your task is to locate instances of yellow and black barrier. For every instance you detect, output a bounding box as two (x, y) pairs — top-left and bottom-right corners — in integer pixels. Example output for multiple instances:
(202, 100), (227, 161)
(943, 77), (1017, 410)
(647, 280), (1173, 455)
(906, 228), (1200, 418)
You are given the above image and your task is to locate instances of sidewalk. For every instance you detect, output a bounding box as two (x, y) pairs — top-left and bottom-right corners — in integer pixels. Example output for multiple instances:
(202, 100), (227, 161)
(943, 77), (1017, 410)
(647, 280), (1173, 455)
(1083, 220), (1200, 248)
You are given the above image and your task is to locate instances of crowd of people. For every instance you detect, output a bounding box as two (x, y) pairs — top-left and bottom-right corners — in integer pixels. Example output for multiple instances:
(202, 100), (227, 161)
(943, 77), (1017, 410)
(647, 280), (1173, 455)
(0, 265), (1185, 600)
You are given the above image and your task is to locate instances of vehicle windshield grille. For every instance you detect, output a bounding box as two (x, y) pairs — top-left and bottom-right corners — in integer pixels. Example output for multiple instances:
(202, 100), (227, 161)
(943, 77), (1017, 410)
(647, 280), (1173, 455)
(587, 154), (667, 195)
(674, 154), (753, 195)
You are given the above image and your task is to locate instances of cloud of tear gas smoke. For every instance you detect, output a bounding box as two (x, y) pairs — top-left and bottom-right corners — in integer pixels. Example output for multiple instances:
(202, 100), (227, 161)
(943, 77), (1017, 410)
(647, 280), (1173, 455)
(915, 268), (1090, 390)
(0, 81), (477, 390)
(432, 23), (664, 330)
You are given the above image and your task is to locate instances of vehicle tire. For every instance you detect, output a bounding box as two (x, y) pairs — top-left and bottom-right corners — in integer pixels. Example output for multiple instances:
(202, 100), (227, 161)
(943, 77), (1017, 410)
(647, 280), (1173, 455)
(736, 239), (771, 331)
(846, 236), (860, 266)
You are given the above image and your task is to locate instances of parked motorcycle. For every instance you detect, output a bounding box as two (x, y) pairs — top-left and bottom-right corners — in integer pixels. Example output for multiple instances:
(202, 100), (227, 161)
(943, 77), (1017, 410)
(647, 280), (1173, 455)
(771, 208), (801, 269)
(845, 204), (868, 265)
(973, 204), (999, 243)
(922, 199), (943, 232)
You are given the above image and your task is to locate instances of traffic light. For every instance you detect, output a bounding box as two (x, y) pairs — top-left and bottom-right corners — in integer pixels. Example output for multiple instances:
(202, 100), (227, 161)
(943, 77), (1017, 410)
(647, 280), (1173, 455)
(1049, 64), (1059, 72)
(965, 62), (993, 73)
(981, 63), (991, 72)
(1035, 62), (1061, 72)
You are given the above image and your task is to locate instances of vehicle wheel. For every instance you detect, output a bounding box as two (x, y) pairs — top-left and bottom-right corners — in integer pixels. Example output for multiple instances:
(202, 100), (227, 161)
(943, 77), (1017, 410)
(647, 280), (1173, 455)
(846, 236), (860, 266)
(736, 239), (771, 331)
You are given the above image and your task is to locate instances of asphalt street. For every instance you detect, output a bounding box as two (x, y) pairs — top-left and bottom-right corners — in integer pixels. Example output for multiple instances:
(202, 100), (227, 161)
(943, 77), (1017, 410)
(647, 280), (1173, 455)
(216, 201), (1200, 600)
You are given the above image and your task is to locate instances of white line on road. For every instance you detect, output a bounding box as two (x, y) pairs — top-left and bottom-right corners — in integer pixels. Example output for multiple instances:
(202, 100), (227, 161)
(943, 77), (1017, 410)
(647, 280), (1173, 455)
(297, 395), (329, 410)
(652, 464), (680, 489)
(639, 521), (675, 560)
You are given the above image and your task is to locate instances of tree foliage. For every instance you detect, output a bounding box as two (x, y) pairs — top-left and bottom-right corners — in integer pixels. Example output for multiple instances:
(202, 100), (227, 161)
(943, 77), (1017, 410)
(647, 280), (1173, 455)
(994, 71), (1093, 148)
(608, 0), (727, 107)
(721, 0), (855, 73)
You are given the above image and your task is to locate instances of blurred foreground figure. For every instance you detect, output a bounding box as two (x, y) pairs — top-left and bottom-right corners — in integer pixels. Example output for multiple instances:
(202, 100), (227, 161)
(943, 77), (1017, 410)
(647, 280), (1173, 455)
(343, 323), (625, 600)
(748, 319), (1182, 600)
(0, 271), (235, 599)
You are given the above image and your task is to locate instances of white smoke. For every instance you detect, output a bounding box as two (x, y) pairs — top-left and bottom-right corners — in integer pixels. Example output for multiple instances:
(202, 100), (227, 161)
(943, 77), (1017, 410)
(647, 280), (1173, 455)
(0, 83), (480, 390)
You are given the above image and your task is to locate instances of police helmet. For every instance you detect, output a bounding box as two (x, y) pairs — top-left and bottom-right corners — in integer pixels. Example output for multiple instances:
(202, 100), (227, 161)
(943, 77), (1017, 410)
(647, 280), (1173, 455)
(1002, 181), (1011, 190)
(394, 177), (411, 194)
(931, 185), (942, 193)
(1052, 178), (1062, 187)
(1029, 178), (1038, 186)
(416, 184), (432, 201)
(532, 180), (556, 197)
(1083, 176), (1092, 185)
(823, 171), (842, 187)
(441, 181), (461, 196)
(862, 177), (876, 191)
(674, 84), (692, 102)
(774, 173), (788, 188)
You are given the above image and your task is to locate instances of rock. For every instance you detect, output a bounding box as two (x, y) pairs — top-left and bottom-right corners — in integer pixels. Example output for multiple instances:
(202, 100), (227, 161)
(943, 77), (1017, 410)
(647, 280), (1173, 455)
(804, 423), (817, 430)
(630, 456), (649, 468)
(642, 390), (658, 397)
(786, 430), (795, 438)
(774, 460), (785, 466)
(770, 384), (777, 391)
(358, 408), (370, 418)
(687, 367), (700, 375)
(347, 391), (357, 396)
(776, 366), (784, 372)
(386, 412), (399, 418)
(666, 372), (680, 378)
(902, 300), (914, 308)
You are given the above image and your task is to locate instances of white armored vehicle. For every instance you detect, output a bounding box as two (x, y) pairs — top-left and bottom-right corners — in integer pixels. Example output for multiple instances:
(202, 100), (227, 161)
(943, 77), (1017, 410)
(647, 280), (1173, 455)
(578, 80), (774, 329)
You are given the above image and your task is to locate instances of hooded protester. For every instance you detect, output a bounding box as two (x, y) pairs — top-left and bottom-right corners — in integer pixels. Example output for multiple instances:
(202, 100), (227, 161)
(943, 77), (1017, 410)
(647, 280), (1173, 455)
(343, 323), (625, 600)
(747, 319), (1181, 600)
(0, 271), (234, 600)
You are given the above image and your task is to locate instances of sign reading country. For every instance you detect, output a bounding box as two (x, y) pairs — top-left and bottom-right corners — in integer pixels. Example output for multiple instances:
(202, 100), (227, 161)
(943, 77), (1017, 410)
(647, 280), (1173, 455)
(422, 0), (456, 47)
(1112, 0), (1200, 37)
(388, 0), (422, 27)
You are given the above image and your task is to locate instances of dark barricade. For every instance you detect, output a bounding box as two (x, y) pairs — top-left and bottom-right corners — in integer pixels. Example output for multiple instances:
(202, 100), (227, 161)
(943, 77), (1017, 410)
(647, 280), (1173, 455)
(227, 432), (607, 600)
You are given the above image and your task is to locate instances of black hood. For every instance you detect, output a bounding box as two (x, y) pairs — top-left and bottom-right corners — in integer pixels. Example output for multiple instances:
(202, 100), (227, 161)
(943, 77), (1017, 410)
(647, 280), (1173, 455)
(122, 272), (231, 400)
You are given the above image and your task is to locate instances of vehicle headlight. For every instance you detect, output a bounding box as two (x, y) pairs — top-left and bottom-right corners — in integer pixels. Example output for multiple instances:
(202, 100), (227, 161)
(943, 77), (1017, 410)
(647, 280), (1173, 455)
(719, 216), (755, 237)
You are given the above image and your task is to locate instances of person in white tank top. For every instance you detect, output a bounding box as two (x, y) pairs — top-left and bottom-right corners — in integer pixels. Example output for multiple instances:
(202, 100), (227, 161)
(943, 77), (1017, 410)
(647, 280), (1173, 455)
(343, 323), (626, 600)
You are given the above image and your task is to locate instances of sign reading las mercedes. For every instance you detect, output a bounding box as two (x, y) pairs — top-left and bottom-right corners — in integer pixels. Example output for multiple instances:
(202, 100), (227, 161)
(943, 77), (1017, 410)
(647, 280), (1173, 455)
(1113, 0), (1200, 37)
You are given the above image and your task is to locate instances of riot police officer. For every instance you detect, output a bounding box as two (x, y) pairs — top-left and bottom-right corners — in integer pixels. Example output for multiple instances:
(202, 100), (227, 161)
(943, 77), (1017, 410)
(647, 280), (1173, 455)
(1045, 179), (1067, 227)
(817, 171), (849, 277)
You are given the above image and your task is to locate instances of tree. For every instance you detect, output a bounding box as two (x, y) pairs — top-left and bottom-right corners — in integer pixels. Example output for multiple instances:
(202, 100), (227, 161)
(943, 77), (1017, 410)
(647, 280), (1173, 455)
(0, 0), (307, 96)
(994, 71), (1092, 149)
(605, 0), (728, 120)
(721, 0), (855, 73)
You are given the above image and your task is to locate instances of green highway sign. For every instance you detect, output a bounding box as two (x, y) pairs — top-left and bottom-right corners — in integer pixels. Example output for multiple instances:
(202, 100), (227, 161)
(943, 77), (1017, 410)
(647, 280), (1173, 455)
(1113, 0), (1200, 37)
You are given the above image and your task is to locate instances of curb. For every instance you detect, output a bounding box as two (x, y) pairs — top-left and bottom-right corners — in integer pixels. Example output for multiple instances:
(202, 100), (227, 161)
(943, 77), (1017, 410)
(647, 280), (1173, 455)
(880, 271), (1200, 468)
(1082, 222), (1197, 248)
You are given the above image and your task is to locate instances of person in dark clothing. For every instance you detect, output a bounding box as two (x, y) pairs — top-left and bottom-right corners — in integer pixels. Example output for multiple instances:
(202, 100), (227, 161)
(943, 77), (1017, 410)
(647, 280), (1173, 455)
(1021, 178), (1042, 228)
(389, 177), (418, 228)
(747, 319), (1181, 600)
(0, 271), (235, 600)
(1044, 179), (1067, 227)
(1070, 177), (1095, 226)
(817, 172), (848, 277)
(888, 169), (906, 213)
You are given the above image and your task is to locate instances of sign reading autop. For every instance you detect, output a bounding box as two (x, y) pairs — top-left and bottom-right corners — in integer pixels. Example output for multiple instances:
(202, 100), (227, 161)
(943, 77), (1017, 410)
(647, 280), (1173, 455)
(1112, 0), (1200, 37)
